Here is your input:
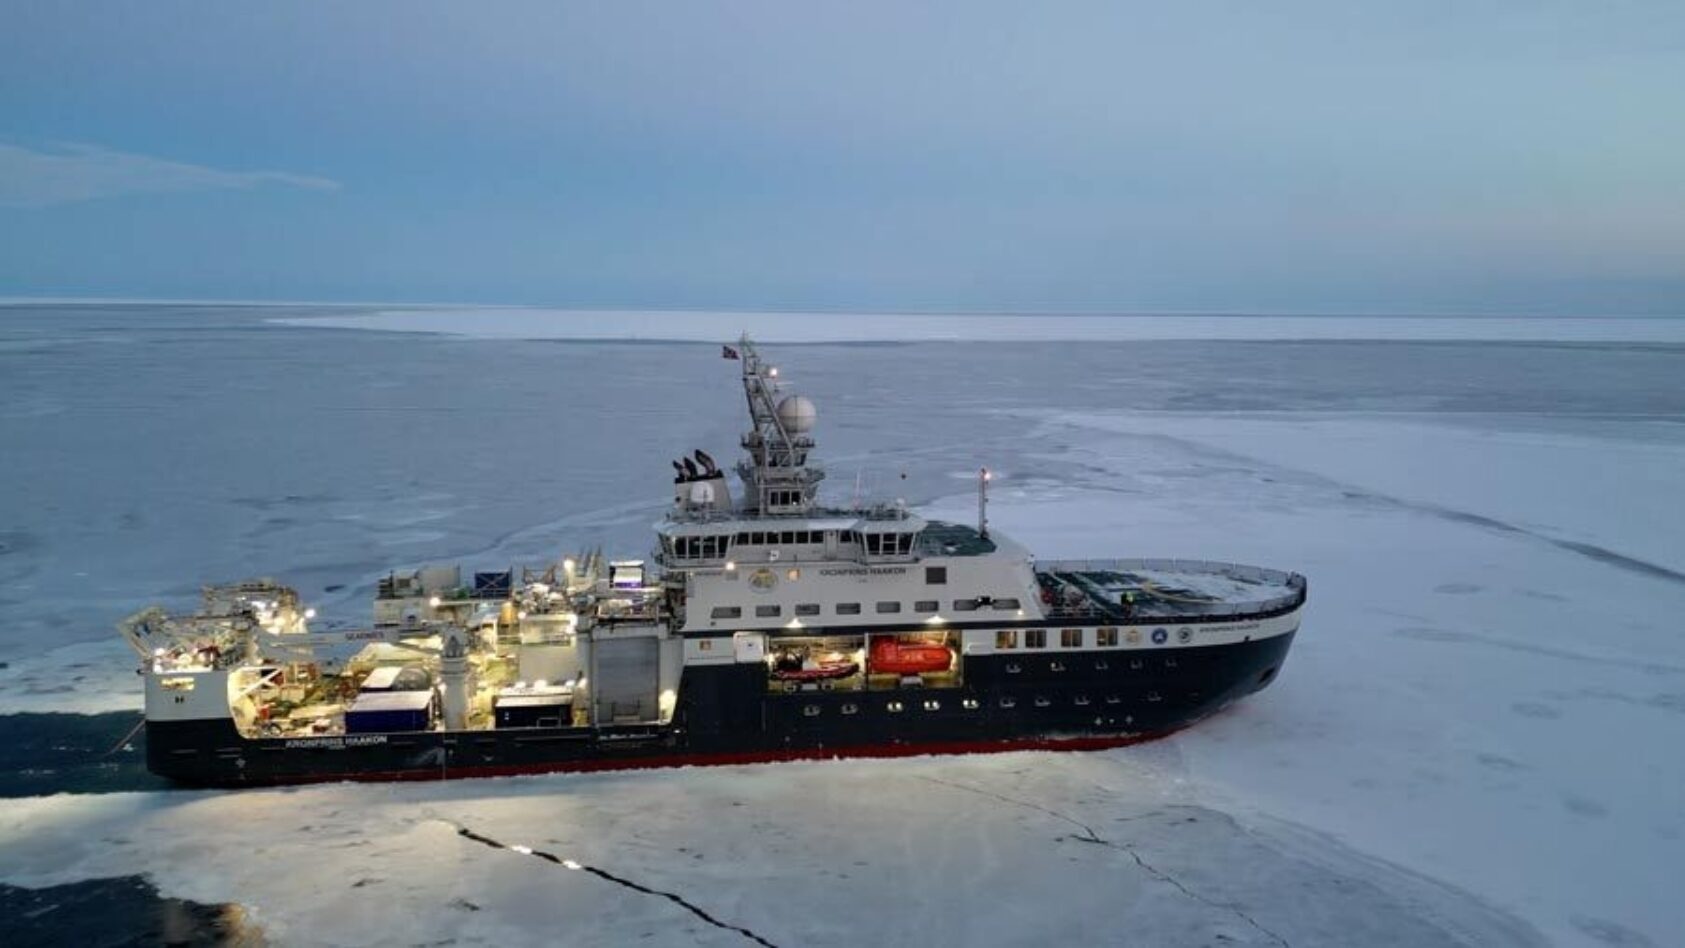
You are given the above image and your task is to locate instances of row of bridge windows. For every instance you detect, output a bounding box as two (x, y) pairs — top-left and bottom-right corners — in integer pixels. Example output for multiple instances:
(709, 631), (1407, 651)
(710, 597), (1023, 620)
(668, 529), (921, 561)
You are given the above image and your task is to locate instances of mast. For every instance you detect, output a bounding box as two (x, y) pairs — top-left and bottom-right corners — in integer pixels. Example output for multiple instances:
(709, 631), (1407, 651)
(731, 335), (824, 516)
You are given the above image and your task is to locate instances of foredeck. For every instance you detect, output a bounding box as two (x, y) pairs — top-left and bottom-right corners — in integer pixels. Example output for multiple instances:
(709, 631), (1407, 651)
(1036, 559), (1306, 622)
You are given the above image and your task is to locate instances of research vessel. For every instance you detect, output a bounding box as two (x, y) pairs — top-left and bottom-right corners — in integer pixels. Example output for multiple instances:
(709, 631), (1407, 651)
(120, 338), (1306, 786)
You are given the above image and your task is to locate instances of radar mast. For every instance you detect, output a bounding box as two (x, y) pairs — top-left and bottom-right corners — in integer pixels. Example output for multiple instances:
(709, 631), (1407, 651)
(731, 335), (823, 516)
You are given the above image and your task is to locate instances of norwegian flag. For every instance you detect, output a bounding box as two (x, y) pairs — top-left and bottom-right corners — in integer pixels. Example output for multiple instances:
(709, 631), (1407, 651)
(721, 345), (740, 360)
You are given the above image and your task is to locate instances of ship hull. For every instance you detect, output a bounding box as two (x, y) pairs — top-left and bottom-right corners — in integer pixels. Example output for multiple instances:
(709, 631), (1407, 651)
(146, 629), (1295, 787)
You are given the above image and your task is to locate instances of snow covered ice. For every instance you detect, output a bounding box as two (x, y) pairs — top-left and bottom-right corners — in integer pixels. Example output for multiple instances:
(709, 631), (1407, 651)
(3, 304), (1683, 946)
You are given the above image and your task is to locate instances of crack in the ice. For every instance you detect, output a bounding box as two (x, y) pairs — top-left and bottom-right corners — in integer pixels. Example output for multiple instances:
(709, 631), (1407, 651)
(917, 775), (1104, 841)
(918, 776), (1290, 947)
(448, 823), (778, 948)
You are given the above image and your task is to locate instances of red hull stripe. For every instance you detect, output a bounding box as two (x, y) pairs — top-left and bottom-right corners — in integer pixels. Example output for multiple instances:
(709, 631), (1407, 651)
(253, 729), (1179, 787)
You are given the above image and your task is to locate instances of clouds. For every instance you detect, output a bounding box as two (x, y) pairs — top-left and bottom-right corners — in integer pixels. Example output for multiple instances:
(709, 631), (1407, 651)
(0, 3), (1682, 311)
(0, 142), (338, 208)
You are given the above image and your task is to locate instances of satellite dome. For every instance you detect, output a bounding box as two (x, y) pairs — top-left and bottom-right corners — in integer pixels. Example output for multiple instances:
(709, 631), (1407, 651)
(776, 395), (817, 433)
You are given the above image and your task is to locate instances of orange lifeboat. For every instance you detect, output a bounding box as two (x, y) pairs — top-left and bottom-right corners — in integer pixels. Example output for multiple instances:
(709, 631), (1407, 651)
(870, 638), (953, 675)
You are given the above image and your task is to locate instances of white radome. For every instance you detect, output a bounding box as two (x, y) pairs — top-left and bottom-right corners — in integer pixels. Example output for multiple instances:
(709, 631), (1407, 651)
(776, 395), (817, 433)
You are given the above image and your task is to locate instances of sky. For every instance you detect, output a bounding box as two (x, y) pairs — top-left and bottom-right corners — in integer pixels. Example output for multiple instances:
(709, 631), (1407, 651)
(2, 2), (1683, 315)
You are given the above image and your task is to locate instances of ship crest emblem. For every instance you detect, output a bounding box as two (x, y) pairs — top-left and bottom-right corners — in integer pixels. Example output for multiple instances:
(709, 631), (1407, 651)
(1151, 628), (1168, 645)
(1125, 628), (1141, 645)
(1177, 627), (1193, 643)
(748, 568), (779, 592)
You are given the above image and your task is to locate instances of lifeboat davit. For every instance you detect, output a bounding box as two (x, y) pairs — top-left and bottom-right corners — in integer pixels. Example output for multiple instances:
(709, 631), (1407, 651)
(870, 638), (953, 675)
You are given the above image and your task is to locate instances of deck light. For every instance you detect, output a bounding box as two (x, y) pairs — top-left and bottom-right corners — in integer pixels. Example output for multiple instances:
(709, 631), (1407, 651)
(304, 608), (316, 620)
(429, 596), (442, 608)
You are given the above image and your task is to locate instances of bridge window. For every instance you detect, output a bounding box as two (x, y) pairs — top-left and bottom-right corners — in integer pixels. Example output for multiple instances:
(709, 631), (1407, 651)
(1025, 629), (1047, 649)
(1097, 627), (1119, 647)
(926, 566), (947, 585)
(1061, 628), (1083, 648)
(995, 630), (1018, 649)
(710, 606), (741, 620)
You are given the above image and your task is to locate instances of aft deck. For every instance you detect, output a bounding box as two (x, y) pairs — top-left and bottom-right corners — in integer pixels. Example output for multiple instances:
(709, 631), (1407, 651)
(1035, 559), (1306, 622)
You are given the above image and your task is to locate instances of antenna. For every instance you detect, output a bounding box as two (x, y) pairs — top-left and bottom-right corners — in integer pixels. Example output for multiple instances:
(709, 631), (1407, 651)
(978, 467), (991, 539)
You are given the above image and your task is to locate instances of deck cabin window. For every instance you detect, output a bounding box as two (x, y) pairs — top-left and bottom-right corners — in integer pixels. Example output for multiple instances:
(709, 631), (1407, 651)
(875, 601), (902, 614)
(710, 606), (742, 619)
(926, 566), (947, 585)
(992, 598), (1021, 611)
(796, 603), (821, 616)
(675, 535), (729, 559)
(836, 602), (862, 616)
(995, 630), (1018, 649)
(755, 604), (782, 618)
(1061, 628), (1084, 648)
(952, 599), (979, 612)
(864, 532), (915, 556)
(1025, 629), (1047, 649)
(913, 600), (939, 613)
(1097, 627), (1119, 647)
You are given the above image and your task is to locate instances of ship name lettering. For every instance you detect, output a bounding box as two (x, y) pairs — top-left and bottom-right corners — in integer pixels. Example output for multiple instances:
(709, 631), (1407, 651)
(818, 567), (908, 577)
(282, 735), (388, 750)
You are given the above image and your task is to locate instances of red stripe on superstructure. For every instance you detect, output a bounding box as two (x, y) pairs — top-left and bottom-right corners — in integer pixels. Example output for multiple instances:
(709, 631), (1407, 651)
(250, 729), (1181, 788)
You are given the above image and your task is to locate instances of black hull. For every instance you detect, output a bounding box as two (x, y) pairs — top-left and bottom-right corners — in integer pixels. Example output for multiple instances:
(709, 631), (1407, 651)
(148, 632), (1294, 787)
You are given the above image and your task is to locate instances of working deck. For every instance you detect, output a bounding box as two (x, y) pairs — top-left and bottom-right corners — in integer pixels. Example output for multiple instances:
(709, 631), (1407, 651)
(1036, 559), (1306, 621)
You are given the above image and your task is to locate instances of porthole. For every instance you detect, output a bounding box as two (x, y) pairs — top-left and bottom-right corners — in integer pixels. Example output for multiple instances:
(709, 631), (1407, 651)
(999, 696), (1017, 709)
(962, 698), (980, 710)
(887, 701), (904, 713)
(1074, 695), (1090, 706)
(1146, 691), (1162, 703)
(1034, 696), (1051, 708)
(1164, 657), (1178, 669)
(1129, 658), (1144, 670)
(923, 699), (941, 712)
(1005, 662), (1022, 674)
(1050, 661), (1066, 672)
(803, 704), (821, 717)
(841, 703), (859, 715)
(1104, 695), (1121, 705)
(1094, 659), (1110, 671)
